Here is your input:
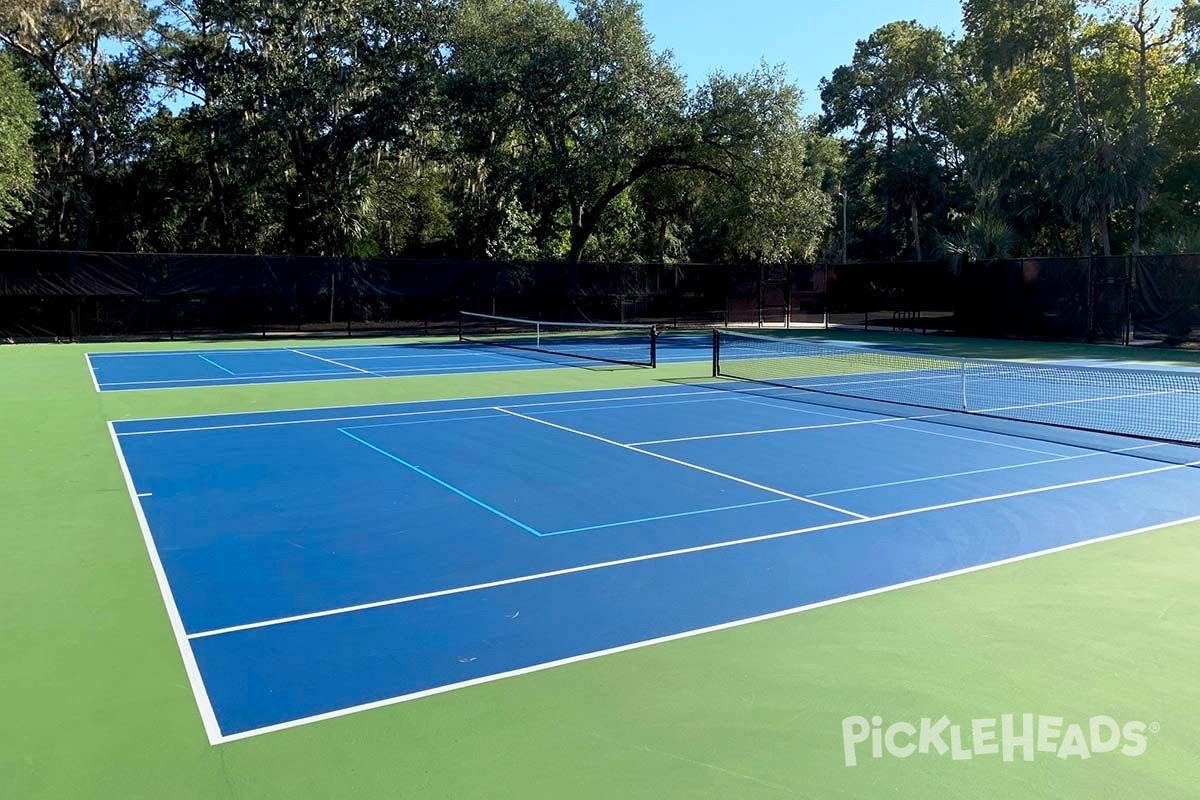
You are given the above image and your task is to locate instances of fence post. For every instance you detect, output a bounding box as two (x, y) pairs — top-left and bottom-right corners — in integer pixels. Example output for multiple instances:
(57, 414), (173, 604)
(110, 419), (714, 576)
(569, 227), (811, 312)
(1123, 254), (1134, 346)
(757, 264), (764, 327)
(711, 328), (720, 377)
(784, 264), (792, 329)
(823, 263), (830, 330)
(1085, 255), (1095, 341)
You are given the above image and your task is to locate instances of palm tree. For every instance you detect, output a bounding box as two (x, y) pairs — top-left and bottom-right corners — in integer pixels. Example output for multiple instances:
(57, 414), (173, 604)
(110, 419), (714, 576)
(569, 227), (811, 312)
(1046, 117), (1137, 257)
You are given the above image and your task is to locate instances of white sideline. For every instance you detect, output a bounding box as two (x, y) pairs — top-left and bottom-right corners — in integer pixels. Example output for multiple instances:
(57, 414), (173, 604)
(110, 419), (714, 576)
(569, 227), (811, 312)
(809, 442), (1163, 497)
(107, 422), (223, 744)
(212, 509), (1200, 744)
(99, 361), (522, 388)
(114, 388), (732, 436)
(884, 423), (1065, 458)
(629, 415), (906, 445)
(85, 354), (101, 393)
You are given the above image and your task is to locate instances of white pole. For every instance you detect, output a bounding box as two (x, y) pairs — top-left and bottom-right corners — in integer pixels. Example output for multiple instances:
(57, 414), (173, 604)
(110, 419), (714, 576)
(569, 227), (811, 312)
(960, 359), (968, 410)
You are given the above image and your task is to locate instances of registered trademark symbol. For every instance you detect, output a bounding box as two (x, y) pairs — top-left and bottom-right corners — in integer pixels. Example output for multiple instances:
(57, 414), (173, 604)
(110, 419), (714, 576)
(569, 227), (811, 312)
(1150, 723), (1161, 734)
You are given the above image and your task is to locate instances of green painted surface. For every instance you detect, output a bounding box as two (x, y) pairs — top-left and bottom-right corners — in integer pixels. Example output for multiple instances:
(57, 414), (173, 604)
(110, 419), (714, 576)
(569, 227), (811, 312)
(2, 331), (1197, 798)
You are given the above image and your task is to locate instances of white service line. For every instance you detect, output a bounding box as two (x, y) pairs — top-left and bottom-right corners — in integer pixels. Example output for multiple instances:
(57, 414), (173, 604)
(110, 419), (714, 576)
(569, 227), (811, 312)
(188, 457), (1200, 642)
(211, 509), (1200, 745)
(290, 349), (377, 375)
(196, 354), (236, 376)
(106, 422), (223, 744)
(493, 407), (870, 520)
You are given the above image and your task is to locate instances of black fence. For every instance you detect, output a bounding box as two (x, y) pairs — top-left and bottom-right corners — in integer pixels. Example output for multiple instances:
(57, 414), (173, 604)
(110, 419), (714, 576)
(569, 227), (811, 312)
(1, 250), (1198, 345)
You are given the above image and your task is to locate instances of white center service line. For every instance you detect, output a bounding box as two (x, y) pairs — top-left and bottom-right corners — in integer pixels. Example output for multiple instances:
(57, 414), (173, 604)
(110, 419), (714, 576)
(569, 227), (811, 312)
(493, 407), (870, 520)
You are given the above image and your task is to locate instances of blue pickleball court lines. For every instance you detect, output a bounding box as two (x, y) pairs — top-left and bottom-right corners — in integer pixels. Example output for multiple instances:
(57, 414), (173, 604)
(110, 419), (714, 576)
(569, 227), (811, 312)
(109, 382), (1200, 742)
(87, 334), (715, 391)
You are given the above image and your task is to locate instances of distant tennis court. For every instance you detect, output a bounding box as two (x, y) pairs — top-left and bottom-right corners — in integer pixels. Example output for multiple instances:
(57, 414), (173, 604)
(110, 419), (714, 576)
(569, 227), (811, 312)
(110, 336), (1200, 742)
(87, 314), (713, 391)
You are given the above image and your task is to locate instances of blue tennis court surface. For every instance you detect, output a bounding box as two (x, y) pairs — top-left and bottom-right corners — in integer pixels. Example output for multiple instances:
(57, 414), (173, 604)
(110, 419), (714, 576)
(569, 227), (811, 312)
(110, 381), (1200, 743)
(88, 335), (710, 391)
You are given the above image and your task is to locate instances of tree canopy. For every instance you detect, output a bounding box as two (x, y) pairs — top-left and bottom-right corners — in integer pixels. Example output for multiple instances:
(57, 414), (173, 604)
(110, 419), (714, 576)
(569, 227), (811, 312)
(1, 0), (1197, 261)
(822, 0), (1200, 260)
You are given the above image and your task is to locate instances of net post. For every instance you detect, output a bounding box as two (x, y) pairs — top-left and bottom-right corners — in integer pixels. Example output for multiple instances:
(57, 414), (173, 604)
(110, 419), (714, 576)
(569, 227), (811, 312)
(457, 311), (464, 342)
(649, 325), (657, 368)
(960, 358), (968, 410)
(712, 328), (720, 377)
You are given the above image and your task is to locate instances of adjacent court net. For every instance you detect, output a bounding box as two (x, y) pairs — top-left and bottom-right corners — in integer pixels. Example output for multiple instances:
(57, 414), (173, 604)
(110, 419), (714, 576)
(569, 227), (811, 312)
(459, 311), (657, 368)
(712, 330), (1200, 446)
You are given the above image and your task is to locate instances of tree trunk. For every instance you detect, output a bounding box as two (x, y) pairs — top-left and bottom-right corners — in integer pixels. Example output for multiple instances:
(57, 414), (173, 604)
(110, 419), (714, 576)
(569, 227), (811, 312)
(882, 123), (894, 253)
(567, 212), (601, 264)
(1063, 41), (1084, 120)
(75, 121), (96, 249)
(1098, 212), (1112, 257)
(1081, 218), (1093, 258)
(909, 199), (922, 261)
(566, 201), (587, 264)
(1133, 200), (1143, 256)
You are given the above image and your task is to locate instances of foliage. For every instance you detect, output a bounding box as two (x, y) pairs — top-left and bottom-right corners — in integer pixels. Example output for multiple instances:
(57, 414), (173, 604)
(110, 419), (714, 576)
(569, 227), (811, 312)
(0, 53), (36, 231)
(1, 0), (1197, 262)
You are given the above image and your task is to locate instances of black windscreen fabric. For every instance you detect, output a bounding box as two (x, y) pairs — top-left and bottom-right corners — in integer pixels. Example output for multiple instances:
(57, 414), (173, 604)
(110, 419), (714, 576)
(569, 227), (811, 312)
(1133, 254), (1200, 343)
(957, 258), (1091, 340)
(1, 250), (1197, 343)
(0, 251), (143, 296)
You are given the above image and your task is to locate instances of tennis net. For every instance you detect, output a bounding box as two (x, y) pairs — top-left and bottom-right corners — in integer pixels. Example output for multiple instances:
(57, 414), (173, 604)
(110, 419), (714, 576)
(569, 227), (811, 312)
(712, 329), (1200, 446)
(459, 311), (657, 368)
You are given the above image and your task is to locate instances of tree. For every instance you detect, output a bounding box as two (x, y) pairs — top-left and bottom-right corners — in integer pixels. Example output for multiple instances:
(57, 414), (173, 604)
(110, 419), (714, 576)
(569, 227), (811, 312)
(0, 0), (151, 247)
(148, 0), (448, 255)
(447, 0), (829, 263)
(955, 0), (1085, 255)
(0, 53), (36, 232)
(820, 21), (957, 259)
(446, 0), (690, 263)
(688, 69), (838, 262)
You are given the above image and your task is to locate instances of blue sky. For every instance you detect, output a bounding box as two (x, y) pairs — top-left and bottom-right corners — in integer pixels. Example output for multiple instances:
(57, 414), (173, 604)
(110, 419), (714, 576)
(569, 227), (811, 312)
(636, 0), (965, 114)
